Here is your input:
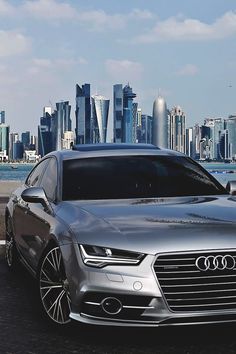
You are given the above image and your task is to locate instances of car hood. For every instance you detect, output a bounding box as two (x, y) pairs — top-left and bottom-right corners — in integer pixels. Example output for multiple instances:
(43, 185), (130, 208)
(56, 195), (236, 255)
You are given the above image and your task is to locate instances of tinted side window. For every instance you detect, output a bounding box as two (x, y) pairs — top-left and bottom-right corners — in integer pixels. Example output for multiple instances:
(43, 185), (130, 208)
(26, 159), (49, 187)
(40, 158), (58, 202)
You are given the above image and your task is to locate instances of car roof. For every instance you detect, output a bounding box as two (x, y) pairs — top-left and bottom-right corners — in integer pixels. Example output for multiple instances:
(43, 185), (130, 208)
(45, 143), (185, 161)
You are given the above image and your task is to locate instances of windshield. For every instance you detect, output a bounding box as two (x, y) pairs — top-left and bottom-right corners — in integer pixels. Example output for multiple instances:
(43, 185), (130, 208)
(62, 155), (227, 200)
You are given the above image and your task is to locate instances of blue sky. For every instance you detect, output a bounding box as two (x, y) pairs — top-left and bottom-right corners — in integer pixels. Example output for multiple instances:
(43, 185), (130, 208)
(1, 0), (236, 135)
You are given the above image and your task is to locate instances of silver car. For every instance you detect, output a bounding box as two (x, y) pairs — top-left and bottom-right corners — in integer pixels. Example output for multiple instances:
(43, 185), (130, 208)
(5, 143), (236, 326)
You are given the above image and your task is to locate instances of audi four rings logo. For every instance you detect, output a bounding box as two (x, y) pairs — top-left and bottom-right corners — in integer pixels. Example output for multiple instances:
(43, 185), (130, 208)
(195, 255), (236, 271)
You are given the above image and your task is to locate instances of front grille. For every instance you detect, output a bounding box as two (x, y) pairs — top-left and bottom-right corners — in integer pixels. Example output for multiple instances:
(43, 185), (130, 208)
(154, 250), (236, 312)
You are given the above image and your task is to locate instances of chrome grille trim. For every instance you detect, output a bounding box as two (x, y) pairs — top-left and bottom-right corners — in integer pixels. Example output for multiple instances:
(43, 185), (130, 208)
(154, 250), (236, 312)
(84, 301), (154, 310)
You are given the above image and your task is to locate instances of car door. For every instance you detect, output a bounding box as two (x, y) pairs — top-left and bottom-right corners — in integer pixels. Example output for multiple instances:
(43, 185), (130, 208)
(14, 158), (58, 270)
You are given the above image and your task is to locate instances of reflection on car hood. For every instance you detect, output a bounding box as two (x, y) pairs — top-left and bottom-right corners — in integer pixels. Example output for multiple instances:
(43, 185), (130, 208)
(57, 195), (236, 255)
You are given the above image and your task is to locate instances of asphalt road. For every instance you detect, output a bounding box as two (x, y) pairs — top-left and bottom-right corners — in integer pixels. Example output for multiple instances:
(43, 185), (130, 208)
(2, 257), (236, 354)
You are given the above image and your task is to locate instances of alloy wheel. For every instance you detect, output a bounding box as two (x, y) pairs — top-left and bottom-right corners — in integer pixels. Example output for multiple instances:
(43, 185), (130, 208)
(5, 217), (18, 269)
(39, 246), (71, 325)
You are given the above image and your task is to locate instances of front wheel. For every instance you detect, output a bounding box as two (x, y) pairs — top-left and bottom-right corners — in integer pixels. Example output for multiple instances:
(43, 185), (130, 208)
(39, 246), (71, 325)
(5, 216), (19, 270)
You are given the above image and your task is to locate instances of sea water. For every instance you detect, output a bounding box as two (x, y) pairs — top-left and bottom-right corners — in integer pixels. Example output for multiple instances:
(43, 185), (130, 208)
(0, 163), (34, 181)
(200, 163), (236, 186)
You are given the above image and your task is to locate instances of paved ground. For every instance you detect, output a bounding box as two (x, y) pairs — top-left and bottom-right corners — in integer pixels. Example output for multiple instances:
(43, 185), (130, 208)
(1, 256), (236, 354)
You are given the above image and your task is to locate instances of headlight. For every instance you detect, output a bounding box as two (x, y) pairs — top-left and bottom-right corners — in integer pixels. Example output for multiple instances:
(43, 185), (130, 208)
(79, 244), (145, 268)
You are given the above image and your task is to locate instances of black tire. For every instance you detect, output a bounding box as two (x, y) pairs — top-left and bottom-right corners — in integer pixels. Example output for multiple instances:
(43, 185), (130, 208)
(38, 246), (71, 325)
(5, 215), (19, 270)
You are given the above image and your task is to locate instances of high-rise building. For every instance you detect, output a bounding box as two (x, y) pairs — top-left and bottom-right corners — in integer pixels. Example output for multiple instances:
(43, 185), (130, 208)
(199, 125), (213, 160)
(137, 108), (142, 127)
(62, 131), (75, 150)
(38, 107), (53, 157)
(186, 128), (193, 157)
(204, 118), (224, 160)
(199, 137), (213, 160)
(52, 101), (71, 150)
(30, 135), (37, 150)
(75, 83), (91, 144)
(152, 96), (168, 148)
(225, 116), (236, 160)
(0, 124), (10, 157)
(132, 102), (138, 143)
(44, 106), (52, 116)
(13, 140), (24, 160)
(123, 84), (137, 143)
(91, 95), (110, 143)
(113, 84), (123, 143)
(21, 131), (30, 150)
(0, 111), (5, 124)
(170, 106), (186, 153)
(113, 83), (138, 143)
(137, 115), (153, 144)
(9, 133), (19, 160)
(219, 129), (231, 160)
(192, 124), (201, 160)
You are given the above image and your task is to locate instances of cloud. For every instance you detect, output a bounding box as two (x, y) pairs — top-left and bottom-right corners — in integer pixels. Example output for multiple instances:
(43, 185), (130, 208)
(134, 11), (236, 43)
(20, 1), (153, 30)
(106, 59), (143, 81)
(129, 9), (154, 20)
(23, 0), (76, 20)
(77, 10), (126, 31)
(0, 30), (30, 57)
(28, 56), (87, 75)
(0, 0), (15, 15)
(176, 64), (199, 76)
(32, 58), (52, 67)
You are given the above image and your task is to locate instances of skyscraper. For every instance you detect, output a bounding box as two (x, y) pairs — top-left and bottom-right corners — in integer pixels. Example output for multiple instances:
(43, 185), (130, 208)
(0, 124), (9, 158)
(170, 106), (186, 153)
(75, 83), (91, 144)
(137, 115), (153, 144)
(9, 133), (19, 160)
(186, 128), (193, 157)
(113, 84), (123, 143)
(204, 118), (224, 160)
(53, 101), (72, 151)
(38, 107), (53, 157)
(62, 131), (75, 150)
(0, 111), (5, 124)
(152, 96), (168, 148)
(123, 84), (137, 143)
(199, 125), (213, 160)
(192, 124), (202, 160)
(91, 95), (110, 143)
(21, 131), (30, 150)
(225, 116), (236, 160)
(12, 140), (24, 160)
(219, 130), (231, 160)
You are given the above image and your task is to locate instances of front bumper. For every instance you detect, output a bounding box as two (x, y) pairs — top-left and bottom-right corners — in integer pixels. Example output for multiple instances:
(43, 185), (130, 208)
(62, 244), (236, 327)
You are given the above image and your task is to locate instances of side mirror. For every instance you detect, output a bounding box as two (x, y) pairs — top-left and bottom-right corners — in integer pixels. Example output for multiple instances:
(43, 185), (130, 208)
(226, 181), (236, 195)
(21, 187), (54, 215)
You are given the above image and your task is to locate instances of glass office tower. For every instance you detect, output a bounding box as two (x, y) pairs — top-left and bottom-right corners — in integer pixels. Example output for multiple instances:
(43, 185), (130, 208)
(91, 95), (110, 143)
(75, 83), (91, 144)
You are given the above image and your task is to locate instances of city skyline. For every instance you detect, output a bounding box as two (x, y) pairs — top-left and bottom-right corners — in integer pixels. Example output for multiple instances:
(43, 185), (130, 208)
(2, 87), (236, 162)
(0, 0), (236, 135)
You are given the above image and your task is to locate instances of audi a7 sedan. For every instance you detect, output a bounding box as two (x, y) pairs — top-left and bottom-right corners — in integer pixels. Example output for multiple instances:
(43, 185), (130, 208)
(5, 143), (236, 326)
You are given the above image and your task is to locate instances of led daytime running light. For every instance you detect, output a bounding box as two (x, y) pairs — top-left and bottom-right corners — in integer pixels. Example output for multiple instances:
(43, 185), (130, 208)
(79, 245), (144, 268)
